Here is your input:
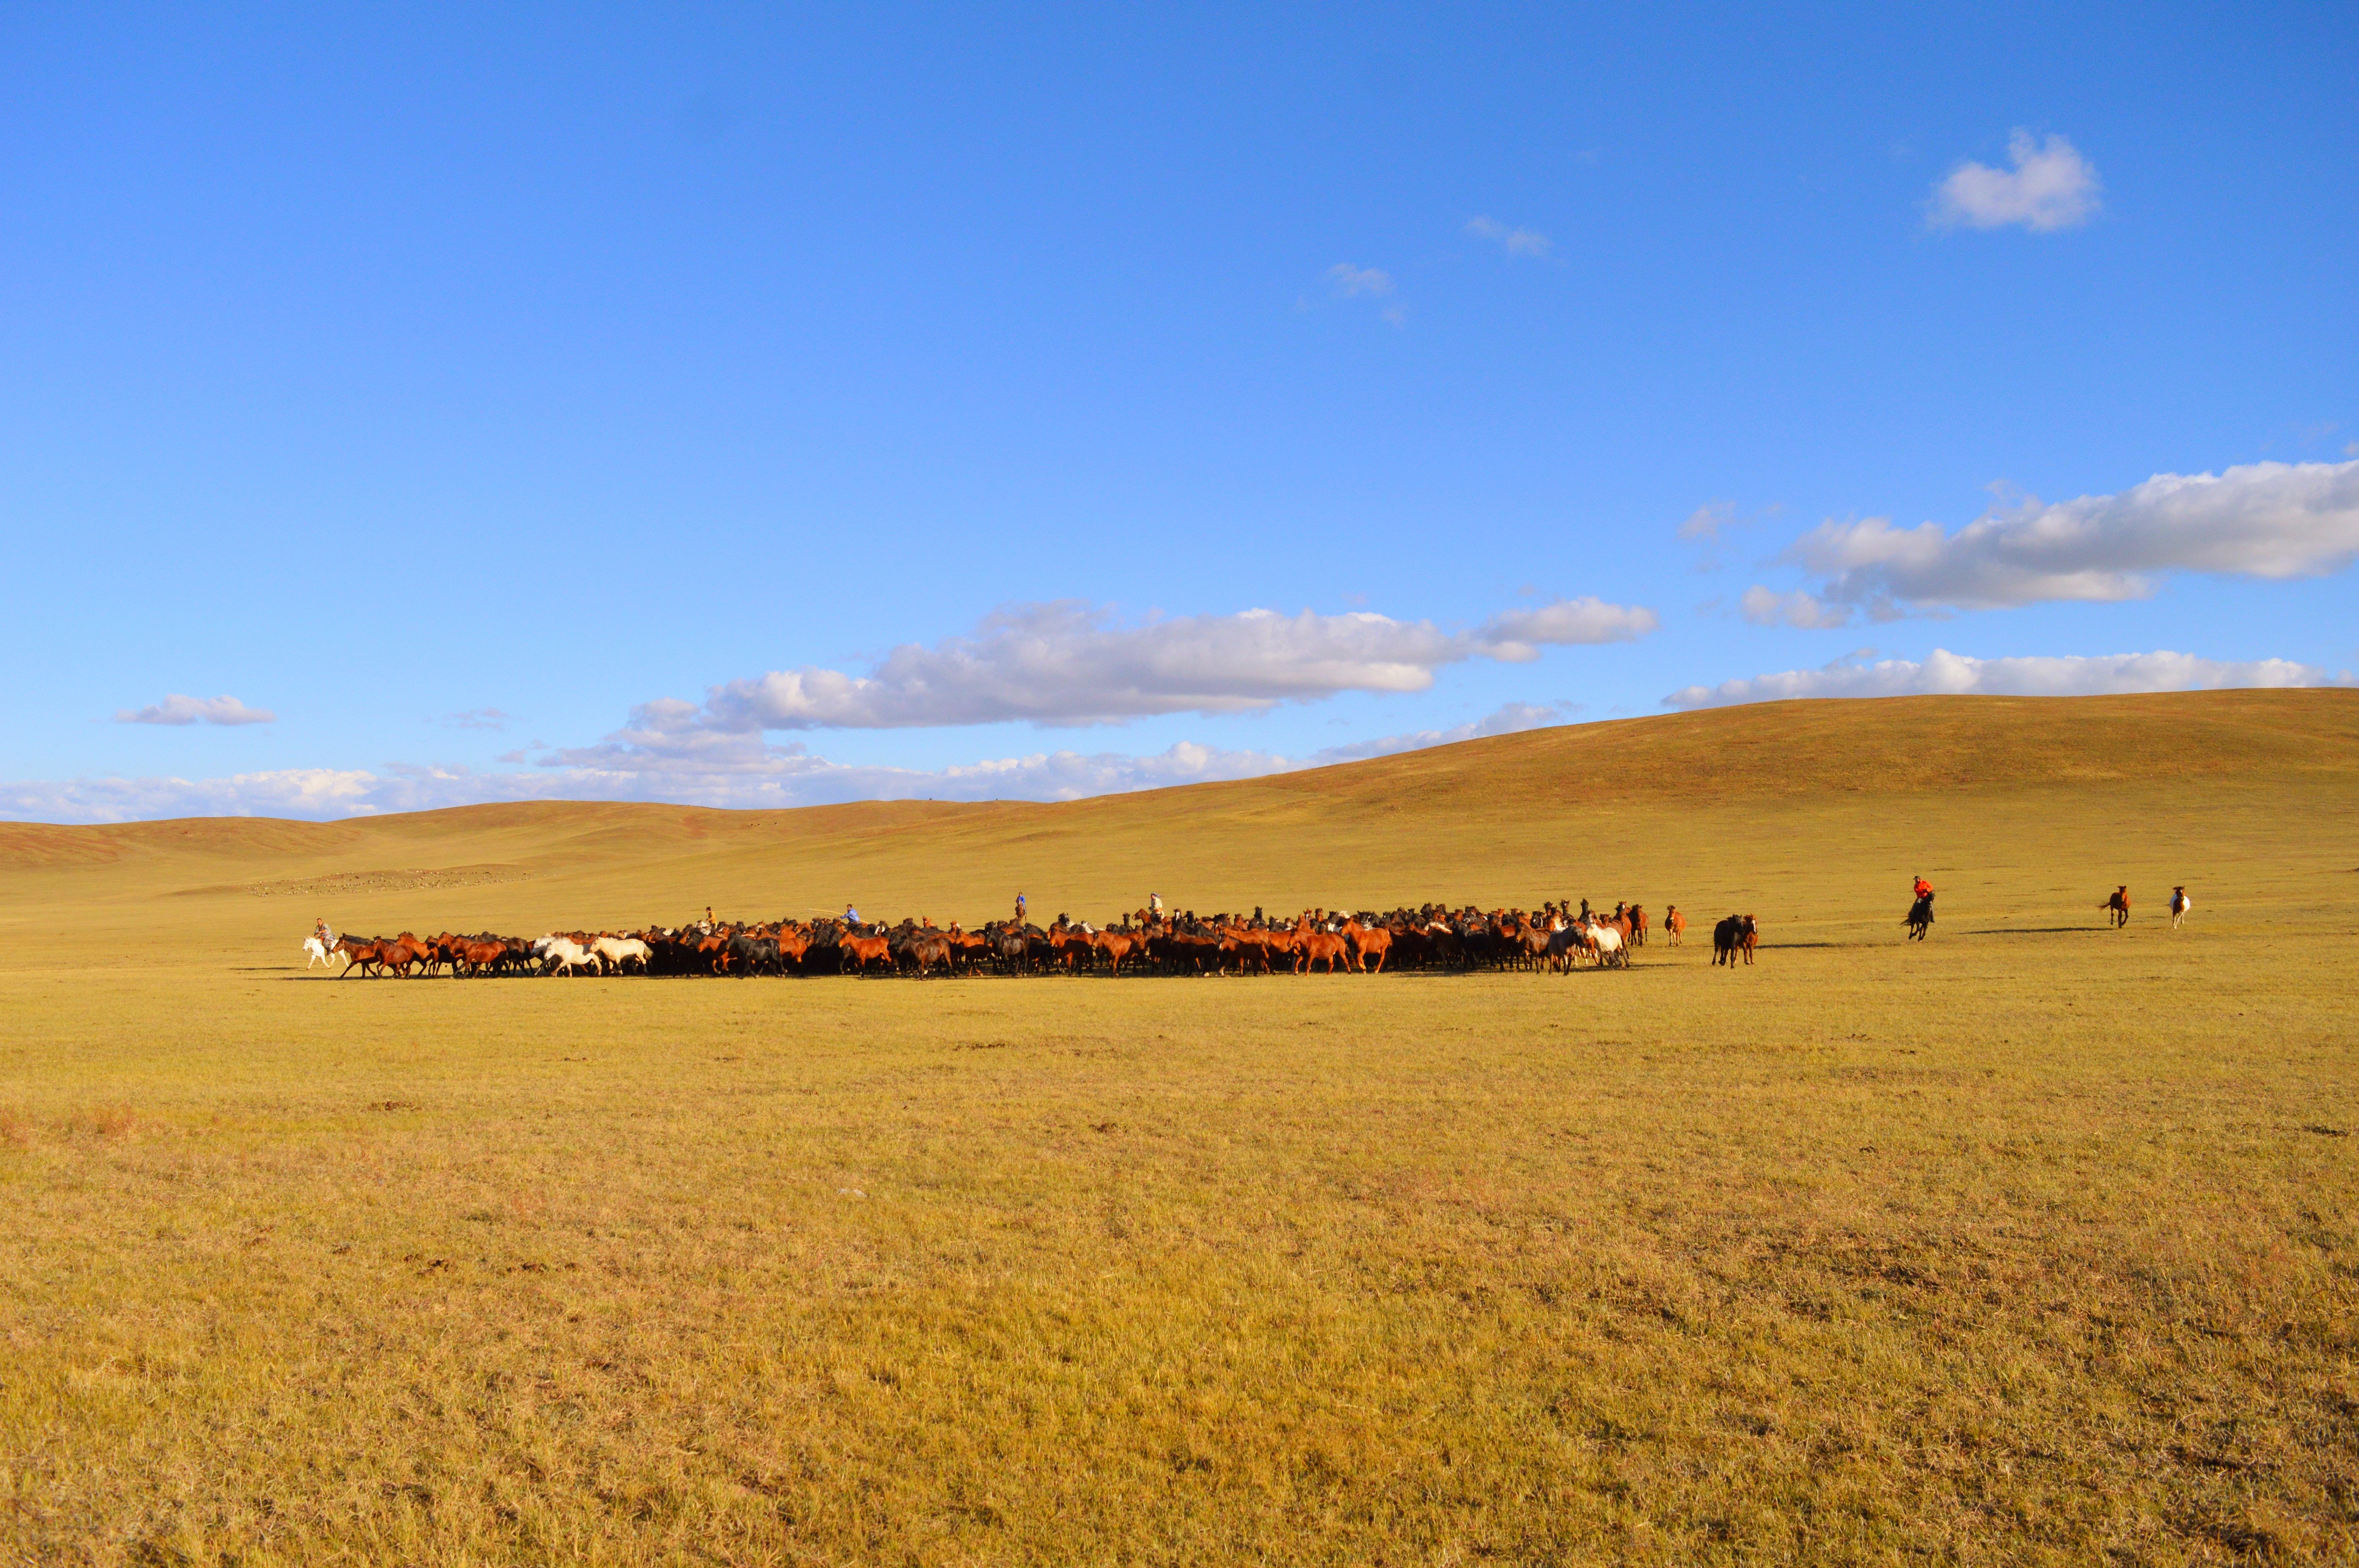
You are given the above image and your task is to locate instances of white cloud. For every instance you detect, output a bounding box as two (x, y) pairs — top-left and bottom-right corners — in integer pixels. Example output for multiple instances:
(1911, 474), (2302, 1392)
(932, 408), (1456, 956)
(0, 704), (1576, 824)
(1663, 649), (2352, 711)
(1466, 216), (1552, 257)
(1788, 459), (2359, 612)
(1930, 130), (2100, 232)
(1, 768), (381, 821)
(679, 599), (1654, 733)
(114, 694), (277, 727)
(1326, 263), (1394, 297)
(1740, 586), (1852, 629)
(1471, 597), (1660, 659)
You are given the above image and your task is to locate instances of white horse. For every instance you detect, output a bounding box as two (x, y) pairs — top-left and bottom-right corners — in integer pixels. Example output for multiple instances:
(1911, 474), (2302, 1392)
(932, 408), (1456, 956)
(590, 935), (651, 974)
(303, 936), (343, 969)
(2170, 887), (2193, 930)
(533, 935), (602, 977)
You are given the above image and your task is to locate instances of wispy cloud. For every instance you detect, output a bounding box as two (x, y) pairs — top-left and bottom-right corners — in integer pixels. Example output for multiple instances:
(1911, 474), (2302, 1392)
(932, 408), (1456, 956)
(667, 599), (1654, 734)
(1930, 130), (2100, 232)
(1785, 459), (2359, 613)
(1678, 502), (1738, 542)
(114, 694), (276, 727)
(1326, 263), (1394, 297)
(1664, 649), (2352, 711)
(0, 704), (1576, 824)
(443, 708), (512, 732)
(1740, 586), (1852, 629)
(1465, 216), (1551, 257)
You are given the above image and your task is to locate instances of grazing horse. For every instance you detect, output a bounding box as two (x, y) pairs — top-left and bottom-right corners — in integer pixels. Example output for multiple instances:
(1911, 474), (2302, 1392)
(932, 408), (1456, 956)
(1663, 906), (1684, 947)
(2169, 886), (2192, 929)
(2102, 886), (2130, 928)
(1904, 892), (1934, 941)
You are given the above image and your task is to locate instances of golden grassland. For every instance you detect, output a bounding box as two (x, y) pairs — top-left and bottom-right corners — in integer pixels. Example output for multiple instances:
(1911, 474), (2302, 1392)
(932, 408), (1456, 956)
(2, 691), (2357, 1565)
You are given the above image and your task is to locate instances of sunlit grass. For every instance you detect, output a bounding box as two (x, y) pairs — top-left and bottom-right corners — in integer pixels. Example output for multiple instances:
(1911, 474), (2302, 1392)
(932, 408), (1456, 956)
(2, 692), (2355, 1563)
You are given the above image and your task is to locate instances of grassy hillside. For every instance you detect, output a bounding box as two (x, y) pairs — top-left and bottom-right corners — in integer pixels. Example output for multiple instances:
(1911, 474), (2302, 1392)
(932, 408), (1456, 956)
(3, 691), (2355, 1564)
(4, 689), (2355, 955)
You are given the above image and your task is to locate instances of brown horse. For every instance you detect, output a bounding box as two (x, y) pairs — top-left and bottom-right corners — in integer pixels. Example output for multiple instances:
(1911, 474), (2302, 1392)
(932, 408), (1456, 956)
(905, 934), (952, 978)
(332, 937), (384, 977)
(1296, 925), (1352, 974)
(1343, 920), (1392, 974)
(838, 932), (895, 974)
(1663, 906), (1684, 946)
(457, 940), (508, 976)
(2102, 886), (2130, 928)
(1093, 929), (1145, 975)
(1627, 905), (1649, 946)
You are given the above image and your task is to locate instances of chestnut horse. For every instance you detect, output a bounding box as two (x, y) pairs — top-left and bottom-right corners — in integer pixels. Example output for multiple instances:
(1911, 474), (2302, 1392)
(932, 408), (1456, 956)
(1663, 906), (1685, 947)
(838, 932), (895, 975)
(332, 936), (383, 977)
(2102, 886), (2130, 928)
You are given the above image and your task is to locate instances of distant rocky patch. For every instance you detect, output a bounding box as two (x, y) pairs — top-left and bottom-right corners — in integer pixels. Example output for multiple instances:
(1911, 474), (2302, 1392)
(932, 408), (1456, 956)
(178, 864), (533, 898)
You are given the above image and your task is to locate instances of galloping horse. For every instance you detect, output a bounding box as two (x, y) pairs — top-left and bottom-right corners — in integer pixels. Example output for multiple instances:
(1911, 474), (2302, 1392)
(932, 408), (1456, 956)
(2170, 886), (2192, 930)
(1627, 904), (1649, 947)
(303, 935), (341, 969)
(1904, 891), (1935, 941)
(1663, 906), (1685, 947)
(2102, 886), (2130, 928)
(331, 936), (385, 977)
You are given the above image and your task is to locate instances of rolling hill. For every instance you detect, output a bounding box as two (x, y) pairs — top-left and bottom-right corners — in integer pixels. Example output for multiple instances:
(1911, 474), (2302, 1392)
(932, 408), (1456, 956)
(4, 689), (2355, 957)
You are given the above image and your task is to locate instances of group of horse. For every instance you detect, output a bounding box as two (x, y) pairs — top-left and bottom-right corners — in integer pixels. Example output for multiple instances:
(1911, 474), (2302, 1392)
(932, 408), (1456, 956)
(303, 900), (1776, 980)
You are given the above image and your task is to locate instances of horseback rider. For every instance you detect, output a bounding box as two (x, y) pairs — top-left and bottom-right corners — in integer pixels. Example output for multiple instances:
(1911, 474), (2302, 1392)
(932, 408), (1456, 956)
(314, 916), (336, 948)
(1913, 875), (1932, 903)
(1015, 892), (1027, 923)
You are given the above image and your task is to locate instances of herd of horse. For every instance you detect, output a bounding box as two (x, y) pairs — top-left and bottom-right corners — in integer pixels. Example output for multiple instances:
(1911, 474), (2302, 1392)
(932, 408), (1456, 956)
(305, 900), (1770, 979)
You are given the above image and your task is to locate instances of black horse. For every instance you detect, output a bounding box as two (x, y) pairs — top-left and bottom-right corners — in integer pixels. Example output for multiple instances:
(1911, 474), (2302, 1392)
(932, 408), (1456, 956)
(1904, 891), (1935, 941)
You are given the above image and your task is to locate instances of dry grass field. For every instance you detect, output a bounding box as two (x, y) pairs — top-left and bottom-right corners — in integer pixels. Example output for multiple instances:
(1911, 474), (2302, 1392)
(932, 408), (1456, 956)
(2, 691), (2356, 1566)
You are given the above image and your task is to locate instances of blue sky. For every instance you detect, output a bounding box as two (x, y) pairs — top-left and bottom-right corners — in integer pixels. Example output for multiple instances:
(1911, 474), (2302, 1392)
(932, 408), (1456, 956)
(4, 2), (2355, 821)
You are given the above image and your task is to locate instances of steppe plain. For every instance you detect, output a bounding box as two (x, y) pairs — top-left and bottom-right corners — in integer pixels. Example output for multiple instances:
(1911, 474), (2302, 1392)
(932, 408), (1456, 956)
(2, 691), (2355, 1565)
